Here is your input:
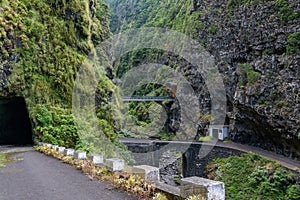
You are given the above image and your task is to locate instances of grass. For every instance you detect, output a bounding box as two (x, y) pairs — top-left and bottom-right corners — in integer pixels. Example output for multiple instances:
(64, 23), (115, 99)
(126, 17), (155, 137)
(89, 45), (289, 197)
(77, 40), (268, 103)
(198, 136), (214, 142)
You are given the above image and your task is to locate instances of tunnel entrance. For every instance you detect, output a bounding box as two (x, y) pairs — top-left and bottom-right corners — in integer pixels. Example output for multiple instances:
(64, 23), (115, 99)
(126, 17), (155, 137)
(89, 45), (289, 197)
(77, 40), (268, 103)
(0, 97), (33, 145)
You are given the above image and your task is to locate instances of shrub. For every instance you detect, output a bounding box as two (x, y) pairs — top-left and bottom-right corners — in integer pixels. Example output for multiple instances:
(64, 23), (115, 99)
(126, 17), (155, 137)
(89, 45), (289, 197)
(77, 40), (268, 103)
(275, 0), (299, 23)
(247, 70), (261, 84)
(206, 153), (299, 199)
(31, 104), (79, 148)
(238, 63), (261, 86)
(286, 185), (300, 200)
(263, 49), (273, 55)
(287, 32), (300, 54)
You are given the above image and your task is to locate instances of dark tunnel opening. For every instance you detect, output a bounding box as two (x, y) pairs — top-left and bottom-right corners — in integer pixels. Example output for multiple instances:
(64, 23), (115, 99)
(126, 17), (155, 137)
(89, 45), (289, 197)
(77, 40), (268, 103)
(0, 97), (33, 145)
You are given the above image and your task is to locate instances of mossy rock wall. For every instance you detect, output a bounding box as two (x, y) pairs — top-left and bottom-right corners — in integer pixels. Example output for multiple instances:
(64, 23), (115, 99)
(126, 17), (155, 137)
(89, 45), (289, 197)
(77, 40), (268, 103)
(0, 0), (118, 152)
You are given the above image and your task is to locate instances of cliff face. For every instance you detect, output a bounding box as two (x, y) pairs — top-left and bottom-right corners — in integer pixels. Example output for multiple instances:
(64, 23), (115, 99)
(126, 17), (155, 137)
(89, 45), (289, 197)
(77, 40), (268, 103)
(0, 0), (116, 148)
(192, 0), (300, 157)
(107, 0), (300, 158)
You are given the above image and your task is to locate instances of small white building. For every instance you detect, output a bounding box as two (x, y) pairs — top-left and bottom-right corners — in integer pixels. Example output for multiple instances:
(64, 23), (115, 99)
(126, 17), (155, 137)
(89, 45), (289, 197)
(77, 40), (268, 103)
(208, 125), (229, 140)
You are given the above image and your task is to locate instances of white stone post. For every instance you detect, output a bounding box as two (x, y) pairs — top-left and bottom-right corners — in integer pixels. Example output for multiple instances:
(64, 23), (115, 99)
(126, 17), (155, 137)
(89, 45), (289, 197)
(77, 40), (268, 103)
(132, 165), (160, 182)
(106, 158), (125, 172)
(88, 154), (103, 165)
(56, 147), (66, 153)
(63, 148), (75, 156)
(74, 151), (87, 160)
(180, 176), (225, 200)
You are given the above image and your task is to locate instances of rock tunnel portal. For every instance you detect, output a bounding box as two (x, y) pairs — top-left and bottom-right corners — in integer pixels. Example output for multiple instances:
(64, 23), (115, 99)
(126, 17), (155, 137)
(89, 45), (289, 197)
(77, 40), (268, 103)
(0, 97), (33, 145)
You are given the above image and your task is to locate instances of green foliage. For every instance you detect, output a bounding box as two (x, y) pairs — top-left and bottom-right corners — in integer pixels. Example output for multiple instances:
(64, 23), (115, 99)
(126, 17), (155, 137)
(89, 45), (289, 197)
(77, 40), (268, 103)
(206, 153), (300, 199)
(31, 104), (79, 148)
(247, 70), (261, 84)
(258, 97), (266, 105)
(107, 0), (206, 38)
(107, 0), (208, 137)
(238, 63), (261, 86)
(153, 193), (169, 200)
(198, 136), (214, 142)
(275, 0), (299, 23)
(286, 185), (300, 200)
(186, 195), (206, 200)
(158, 132), (174, 141)
(263, 49), (273, 55)
(125, 83), (169, 127)
(275, 100), (287, 108)
(200, 114), (212, 122)
(227, 0), (260, 16)
(0, 0), (110, 104)
(0, 0), (124, 155)
(3, 0), (109, 105)
(0, 152), (14, 168)
(207, 24), (218, 34)
(286, 32), (300, 54)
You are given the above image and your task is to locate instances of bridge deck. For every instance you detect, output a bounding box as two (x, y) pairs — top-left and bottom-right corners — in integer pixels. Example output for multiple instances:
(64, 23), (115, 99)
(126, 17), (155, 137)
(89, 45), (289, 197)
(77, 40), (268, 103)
(121, 96), (175, 102)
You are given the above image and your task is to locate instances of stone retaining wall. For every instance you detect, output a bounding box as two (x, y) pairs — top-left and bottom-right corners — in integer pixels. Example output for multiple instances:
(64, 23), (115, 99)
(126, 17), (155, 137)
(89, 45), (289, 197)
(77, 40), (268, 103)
(123, 141), (243, 184)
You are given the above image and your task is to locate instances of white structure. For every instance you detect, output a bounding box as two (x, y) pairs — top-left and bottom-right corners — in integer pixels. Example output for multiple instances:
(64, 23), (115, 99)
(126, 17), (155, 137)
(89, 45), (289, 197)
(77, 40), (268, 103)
(51, 145), (58, 150)
(209, 125), (229, 140)
(88, 154), (103, 165)
(63, 148), (75, 156)
(74, 151), (87, 160)
(180, 176), (225, 200)
(106, 158), (125, 172)
(132, 165), (160, 182)
(56, 146), (66, 153)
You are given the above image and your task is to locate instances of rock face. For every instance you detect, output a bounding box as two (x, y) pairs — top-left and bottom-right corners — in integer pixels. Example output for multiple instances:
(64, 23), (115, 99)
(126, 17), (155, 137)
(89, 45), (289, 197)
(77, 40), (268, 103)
(159, 150), (182, 186)
(107, 0), (300, 159)
(191, 0), (300, 158)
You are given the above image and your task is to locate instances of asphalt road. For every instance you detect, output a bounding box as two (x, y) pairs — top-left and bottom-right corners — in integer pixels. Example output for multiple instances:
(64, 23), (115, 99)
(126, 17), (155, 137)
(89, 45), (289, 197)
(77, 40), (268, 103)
(0, 148), (137, 200)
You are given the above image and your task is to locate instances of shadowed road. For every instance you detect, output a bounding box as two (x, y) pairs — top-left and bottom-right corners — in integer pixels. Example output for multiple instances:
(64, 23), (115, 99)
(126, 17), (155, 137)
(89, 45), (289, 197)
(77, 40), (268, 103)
(0, 148), (137, 200)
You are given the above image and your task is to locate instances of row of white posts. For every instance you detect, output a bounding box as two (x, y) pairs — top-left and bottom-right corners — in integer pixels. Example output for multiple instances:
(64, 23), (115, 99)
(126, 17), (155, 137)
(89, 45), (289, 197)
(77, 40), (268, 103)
(38, 143), (225, 200)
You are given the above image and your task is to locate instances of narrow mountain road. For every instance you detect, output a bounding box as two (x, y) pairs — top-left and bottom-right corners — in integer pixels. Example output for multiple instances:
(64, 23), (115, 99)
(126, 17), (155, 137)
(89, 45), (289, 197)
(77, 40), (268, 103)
(216, 141), (300, 170)
(0, 147), (137, 200)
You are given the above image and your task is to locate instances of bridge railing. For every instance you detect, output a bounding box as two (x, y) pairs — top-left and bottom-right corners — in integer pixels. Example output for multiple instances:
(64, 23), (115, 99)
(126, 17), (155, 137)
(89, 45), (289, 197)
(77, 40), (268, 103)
(121, 96), (175, 102)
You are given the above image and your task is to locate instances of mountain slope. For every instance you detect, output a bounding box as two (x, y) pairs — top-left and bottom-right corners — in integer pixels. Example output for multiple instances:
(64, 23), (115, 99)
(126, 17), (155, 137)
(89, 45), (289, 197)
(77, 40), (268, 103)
(106, 0), (300, 158)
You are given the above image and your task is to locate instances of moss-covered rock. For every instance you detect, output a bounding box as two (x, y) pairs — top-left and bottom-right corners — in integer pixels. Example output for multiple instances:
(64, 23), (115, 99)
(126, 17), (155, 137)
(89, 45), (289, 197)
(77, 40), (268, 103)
(0, 0), (120, 155)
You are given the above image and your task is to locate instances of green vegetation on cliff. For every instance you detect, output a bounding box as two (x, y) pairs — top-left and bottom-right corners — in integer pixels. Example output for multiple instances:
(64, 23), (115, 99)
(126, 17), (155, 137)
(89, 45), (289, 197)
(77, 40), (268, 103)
(0, 0), (125, 156)
(107, 0), (201, 38)
(1, 0), (110, 103)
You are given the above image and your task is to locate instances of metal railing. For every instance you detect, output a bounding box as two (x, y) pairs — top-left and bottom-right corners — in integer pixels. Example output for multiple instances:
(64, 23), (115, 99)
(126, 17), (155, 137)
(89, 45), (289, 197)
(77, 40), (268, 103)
(121, 96), (175, 102)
